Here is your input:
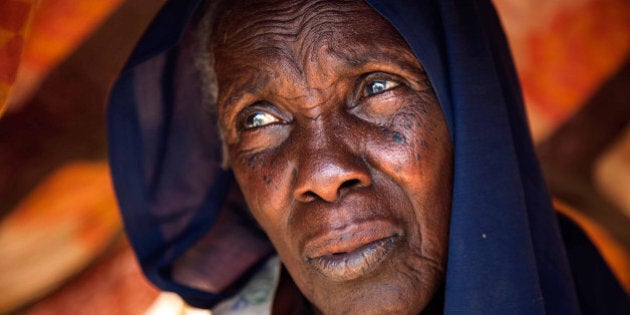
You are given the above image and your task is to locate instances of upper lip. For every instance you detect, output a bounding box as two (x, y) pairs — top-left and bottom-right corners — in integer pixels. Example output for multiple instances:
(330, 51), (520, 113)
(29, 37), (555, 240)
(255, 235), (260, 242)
(303, 220), (401, 259)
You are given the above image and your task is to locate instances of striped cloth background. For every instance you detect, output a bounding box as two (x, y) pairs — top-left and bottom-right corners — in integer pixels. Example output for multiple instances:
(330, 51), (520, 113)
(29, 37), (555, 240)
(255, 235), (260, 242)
(0, 0), (122, 115)
(0, 0), (37, 116)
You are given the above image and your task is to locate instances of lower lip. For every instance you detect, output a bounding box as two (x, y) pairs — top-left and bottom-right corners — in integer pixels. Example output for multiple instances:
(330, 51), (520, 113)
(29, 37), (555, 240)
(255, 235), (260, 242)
(307, 235), (400, 281)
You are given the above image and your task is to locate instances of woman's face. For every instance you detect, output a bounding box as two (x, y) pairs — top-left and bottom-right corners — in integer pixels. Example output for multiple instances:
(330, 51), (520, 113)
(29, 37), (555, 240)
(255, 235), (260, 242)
(212, 0), (453, 313)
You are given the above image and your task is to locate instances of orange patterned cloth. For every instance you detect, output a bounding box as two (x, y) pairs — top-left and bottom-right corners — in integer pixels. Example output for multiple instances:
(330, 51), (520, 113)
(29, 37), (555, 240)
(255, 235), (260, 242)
(0, 162), (123, 313)
(0, 0), (123, 116)
(0, 0), (37, 116)
(495, 0), (630, 141)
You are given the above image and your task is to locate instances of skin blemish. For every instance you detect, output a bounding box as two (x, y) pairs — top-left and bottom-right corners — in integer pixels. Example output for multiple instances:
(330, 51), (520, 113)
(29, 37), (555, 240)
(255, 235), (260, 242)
(248, 156), (257, 169)
(392, 132), (406, 144)
(421, 140), (429, 148)
(404, 113), (416, 120)
(263, 175), (272, 185)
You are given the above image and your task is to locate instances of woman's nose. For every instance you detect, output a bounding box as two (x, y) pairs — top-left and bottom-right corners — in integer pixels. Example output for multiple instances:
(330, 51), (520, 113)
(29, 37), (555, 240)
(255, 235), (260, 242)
(293, 143), (372, 203)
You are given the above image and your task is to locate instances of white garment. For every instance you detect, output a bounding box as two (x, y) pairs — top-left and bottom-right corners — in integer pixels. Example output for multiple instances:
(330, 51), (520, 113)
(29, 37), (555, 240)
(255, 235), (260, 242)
(211, 256), (281, 315)
(145, 256), (281, 315)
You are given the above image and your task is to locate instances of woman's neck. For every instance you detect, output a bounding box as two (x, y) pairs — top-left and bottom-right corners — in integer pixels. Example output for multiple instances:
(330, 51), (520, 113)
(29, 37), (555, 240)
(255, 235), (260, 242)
(272, 267), (314, 315)
(272, 267), (445, 315)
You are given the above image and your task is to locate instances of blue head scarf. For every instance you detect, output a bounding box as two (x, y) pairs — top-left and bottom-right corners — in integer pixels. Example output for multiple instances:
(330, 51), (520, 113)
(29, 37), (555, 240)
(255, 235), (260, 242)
(107, 0), (629, 313)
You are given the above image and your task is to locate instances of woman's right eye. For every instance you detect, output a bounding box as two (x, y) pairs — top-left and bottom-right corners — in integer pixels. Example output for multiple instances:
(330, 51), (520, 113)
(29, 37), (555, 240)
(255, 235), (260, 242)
(243, 111), (280, 129)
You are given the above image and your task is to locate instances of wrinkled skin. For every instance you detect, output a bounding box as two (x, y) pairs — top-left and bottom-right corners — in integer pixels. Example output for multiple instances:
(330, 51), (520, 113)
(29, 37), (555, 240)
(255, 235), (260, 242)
(211, 0), (453, 314)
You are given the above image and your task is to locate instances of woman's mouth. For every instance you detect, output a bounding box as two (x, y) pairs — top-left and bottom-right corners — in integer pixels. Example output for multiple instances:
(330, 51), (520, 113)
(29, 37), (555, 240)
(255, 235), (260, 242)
(304, 222), (401, 281)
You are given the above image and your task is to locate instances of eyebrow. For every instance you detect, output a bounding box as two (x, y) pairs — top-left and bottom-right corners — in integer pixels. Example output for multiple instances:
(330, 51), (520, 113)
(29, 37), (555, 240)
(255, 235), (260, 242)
(354, 46), (424, 71)
(218, 56), (299, 119)
(218, 76), (265, 125)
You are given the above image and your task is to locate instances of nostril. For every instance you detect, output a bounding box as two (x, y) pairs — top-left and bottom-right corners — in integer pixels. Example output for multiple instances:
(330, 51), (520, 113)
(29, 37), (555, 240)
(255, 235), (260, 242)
(293, 157), (373, 203)
(340, 179), (361, 190)
(301, 191), (318, 202)
(298, 179), (364, 203)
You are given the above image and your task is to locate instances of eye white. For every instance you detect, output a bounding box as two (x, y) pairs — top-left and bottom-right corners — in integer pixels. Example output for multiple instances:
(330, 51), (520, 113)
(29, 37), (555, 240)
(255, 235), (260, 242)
(364, 80), (400, 96)
(244, 111), (280, 129)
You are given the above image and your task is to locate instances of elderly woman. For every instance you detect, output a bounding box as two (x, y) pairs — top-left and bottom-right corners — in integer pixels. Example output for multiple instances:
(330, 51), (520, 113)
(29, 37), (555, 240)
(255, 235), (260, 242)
(107, 0), (629, 314)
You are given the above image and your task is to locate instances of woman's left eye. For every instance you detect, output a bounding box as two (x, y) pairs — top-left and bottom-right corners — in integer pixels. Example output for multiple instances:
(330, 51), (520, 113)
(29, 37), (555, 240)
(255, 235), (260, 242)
(363, 80), (400, 96)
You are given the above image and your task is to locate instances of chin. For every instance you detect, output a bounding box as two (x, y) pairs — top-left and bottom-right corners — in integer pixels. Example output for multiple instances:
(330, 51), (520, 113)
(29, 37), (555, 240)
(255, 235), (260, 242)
(285, 240), (444, 315)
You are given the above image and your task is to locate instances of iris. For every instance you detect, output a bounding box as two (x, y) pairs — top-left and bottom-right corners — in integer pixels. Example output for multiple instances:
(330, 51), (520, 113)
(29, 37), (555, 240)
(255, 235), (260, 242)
(244, 111), (278, 129)
(364, 80), (399, 96)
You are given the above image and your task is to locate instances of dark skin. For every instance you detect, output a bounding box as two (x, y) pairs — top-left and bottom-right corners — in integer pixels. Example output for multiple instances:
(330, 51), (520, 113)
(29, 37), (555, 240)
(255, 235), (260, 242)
(211, 0), (453, 314)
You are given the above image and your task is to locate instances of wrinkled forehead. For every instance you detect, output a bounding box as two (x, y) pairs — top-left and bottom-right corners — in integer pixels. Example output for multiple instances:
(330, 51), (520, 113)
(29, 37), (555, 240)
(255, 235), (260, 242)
(211, 0), (414, 74)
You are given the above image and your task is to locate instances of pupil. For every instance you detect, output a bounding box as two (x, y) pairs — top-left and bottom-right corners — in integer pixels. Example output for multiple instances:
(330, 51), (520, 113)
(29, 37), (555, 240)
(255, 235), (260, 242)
(369, 81), (386, 94)
(247, 113), (265, 127)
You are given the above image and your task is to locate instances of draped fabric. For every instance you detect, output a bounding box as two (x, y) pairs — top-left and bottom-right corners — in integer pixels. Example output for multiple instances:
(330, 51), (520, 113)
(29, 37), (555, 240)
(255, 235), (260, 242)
(107, 0), (629, 313)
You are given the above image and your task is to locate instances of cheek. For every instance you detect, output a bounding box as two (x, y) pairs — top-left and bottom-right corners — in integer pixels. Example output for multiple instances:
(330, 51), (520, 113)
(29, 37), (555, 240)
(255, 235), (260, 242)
(363, 97), (452, 250)
(229, 147), (308, 265)
(364, 98), (445, 185)
(229, 150), (289, 232)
